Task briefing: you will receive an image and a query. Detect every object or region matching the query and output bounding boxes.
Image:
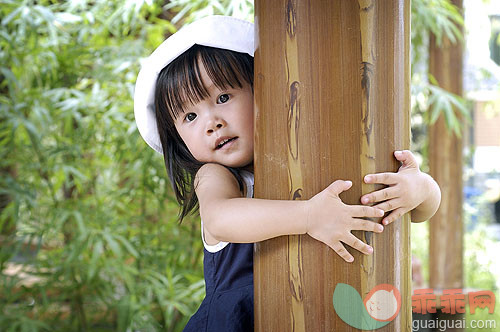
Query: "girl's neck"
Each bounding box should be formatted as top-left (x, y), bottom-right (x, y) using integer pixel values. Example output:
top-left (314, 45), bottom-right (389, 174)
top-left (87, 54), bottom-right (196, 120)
top-left (240, 163), bottom-right (254, 174)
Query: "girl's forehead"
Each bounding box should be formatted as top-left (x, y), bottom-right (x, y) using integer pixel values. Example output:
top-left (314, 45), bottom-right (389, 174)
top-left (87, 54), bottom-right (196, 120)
top-left (196, 59), bottom-right (218, 93)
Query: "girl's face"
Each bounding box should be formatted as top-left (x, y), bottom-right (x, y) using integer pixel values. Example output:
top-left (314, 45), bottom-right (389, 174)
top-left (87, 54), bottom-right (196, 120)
top-left (173, 60), bottom-right (254, 168)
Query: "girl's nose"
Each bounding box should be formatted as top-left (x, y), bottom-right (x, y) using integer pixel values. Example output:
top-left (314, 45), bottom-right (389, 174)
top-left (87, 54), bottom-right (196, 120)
top-left (206, 117), bottom-right (226, 134)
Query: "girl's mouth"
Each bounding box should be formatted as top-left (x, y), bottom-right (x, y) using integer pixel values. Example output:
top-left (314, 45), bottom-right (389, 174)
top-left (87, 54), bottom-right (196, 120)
top-left (215, 137), bottom-right (238, 150)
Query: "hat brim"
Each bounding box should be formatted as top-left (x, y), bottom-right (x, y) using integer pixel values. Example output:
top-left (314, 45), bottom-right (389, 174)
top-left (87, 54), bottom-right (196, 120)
top-left (134, 15), bottom-right (255, 154)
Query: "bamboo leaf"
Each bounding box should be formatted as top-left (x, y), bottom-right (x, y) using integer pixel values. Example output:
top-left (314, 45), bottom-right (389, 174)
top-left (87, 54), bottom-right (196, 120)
top-left (55, 12), bottom-right (82, 24)
top-left (88, 239), bottom-right (103, 280)
top-left (115, 234), bottom-right (139, 258)
top-left (1, 5), bottom-right (23, 26)
top-left (103, 233), bottom-right (123, 257)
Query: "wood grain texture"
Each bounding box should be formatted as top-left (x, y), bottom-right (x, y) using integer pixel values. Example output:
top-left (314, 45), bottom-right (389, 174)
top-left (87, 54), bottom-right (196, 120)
top-left (254, 0), bottom-right (411, 331)
top-left (429, 0), bottom-right (464, 293)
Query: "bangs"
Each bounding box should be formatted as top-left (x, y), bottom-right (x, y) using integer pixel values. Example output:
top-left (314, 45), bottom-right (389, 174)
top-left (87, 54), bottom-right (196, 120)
top-left (157, 45), bottom-right (253, 120)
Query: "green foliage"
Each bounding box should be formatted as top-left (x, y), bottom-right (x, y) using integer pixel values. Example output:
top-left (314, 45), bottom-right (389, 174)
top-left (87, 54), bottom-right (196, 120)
top-left (463, 212), bottom-right (500, 331)
top-left (165, 0), bottom-right (254, 23)
top-left (411, 221), bottom-right (430, 285)
top-left (462, 192), bottom-right (499, 293)
top-left (412, 76), bottom-right (472, 138)
top-left (412, 191), bottom-right (500, 330)
top-left (0, 0), bottom-right (204, 330)
top-left (411, 0), bottom-right (469, 148)
top-left (412, 0), bottom-right (464, 64)
top-left (464, 229), bottom-right (497, 291)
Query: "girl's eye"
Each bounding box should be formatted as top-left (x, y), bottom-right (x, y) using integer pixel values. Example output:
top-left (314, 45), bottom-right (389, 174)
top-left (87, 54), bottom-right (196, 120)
top-left (185, 113), bottom-right (197, 122)
top-left (217, 94), bottom-right (230, 104)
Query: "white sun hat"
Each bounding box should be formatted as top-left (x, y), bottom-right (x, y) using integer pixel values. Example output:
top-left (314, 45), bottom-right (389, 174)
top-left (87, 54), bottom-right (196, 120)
top-left (134, 15), bottom-right (254, 154)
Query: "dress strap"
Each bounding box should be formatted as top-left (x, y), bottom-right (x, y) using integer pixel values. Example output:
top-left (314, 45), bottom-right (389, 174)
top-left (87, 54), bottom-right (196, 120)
top-left (239, 170), bottom-right (254, 199)
top-left (201, 220), bottom-right (229, 253)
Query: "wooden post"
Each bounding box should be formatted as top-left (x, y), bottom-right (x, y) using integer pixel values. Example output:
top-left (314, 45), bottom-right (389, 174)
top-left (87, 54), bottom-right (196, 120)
top-left (254, 1), bottom-right (411, 331)
top-left (429, 0), bottom-right (464, 292)
top-left (429, 0), bottom-right (464, 328)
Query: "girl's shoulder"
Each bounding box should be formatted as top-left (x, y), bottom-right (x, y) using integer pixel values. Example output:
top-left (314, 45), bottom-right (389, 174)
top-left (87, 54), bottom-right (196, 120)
top-left (195, 163), bottom-right (235, 184)
top-left (195, 163), bottom-right (243, 200)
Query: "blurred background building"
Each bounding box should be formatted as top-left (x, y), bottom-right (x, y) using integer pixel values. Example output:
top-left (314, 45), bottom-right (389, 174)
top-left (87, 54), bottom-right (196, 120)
top-left (464, 0), bottom-right (500, 234)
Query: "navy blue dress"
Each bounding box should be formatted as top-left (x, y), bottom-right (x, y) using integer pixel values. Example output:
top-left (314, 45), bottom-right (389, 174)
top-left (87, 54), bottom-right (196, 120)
top-left (183, 172), bottom-right (254, 332)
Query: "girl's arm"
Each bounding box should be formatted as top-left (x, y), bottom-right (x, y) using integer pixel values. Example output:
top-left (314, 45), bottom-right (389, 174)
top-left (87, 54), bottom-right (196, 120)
top-left (196, 163), bottom-right (385, 262)
top-left (360, 150), bottom-right (442, 225)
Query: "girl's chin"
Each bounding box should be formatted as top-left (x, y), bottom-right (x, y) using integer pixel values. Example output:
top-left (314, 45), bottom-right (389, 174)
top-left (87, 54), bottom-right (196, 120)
top-left (225, 159), bottom-right (254, 170)
top-left (241, 163), bottom-right (254, 172)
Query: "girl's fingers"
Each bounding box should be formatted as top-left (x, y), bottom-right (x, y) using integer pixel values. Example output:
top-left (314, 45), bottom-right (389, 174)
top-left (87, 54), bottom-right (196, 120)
top-left (361, 187), bottom-right (397, 205)
top-left (331, 241), bottom-right (354, 263)
top-left (326, 180), bottom-right (352, 196)
top-left (373, 198), bottom-right (402, 213)
top-left (395, 150), bottom-right (418, 168)
top-left (352, 218), bottom-right (384, 233)
top-left (381, 207), bottom-right (407, 225)
top-left (345, 234), bottom-right (373, 255)
top-left (364, 172), bottom-right (399, 185)
top-left (351, 205), bottom-right (385, 218)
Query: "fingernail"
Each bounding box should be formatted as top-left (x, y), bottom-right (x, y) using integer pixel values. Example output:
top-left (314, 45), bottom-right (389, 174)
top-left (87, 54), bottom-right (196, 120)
top-left (362, 197), bottom-right (369, 204)
top-left (347, 257), bottom-right (354, 262)
top-left (377, 209), bottom-right (384, 216)
top-left (383, 219), bottom-right (388, 225)
top-left (364, 175), bottom-right (371, 182)
top-left (377, 225), bottom-right (384, 232)
top-left (367, 246), bottom-right (373, 253)
top-left (395, 151), bottom-right (403, 156)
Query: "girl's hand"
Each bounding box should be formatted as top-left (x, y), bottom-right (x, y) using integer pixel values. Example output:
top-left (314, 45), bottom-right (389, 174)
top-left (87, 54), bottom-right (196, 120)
top-left (360, 150), bottom-right (440, 225)
top-left (305, 180), bottom-right (385, 263)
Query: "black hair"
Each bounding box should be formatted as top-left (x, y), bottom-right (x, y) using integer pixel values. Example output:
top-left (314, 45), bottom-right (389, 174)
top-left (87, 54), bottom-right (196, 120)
top-left (154, 44), bottom-right (254, 223)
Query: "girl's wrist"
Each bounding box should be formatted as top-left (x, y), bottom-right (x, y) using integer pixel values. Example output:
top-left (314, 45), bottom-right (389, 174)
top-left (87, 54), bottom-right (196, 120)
top-left (303, 198), bottom-right (314, 235)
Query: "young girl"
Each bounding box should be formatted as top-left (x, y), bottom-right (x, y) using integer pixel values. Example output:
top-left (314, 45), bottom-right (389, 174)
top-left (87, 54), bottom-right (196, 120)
top-left (134, 16), bottom-right (441, 332)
